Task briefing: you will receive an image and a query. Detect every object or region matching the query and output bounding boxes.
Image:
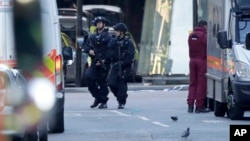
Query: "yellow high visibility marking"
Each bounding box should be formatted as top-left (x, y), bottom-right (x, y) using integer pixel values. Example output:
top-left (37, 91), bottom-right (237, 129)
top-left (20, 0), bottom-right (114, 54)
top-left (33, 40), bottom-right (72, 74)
top-left (44, 56), bottom-right (54, 73)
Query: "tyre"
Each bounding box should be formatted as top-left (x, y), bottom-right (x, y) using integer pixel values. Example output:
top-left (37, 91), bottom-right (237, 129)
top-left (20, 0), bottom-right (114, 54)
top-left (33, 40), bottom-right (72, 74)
top-left (38, 123), bottom-right (48, 141)
top-left (39, 132), bottom-right (48, 141)
top-left (214, 101), bottom-right (227, 117)
top-left (22, 132), bottom-right (37, 141)
top-left (227, 84), bottom-right (244, 120)
top-left (227, 103), bottom-right (244, 120)
top-left (48, 96), bottom-right (65, 133)
top-left (81, 65), bottom-right (87, 87)
top-left (208, 98), bottom-right (214, 111)
top-left (48, 108), bottom-right (64, 133)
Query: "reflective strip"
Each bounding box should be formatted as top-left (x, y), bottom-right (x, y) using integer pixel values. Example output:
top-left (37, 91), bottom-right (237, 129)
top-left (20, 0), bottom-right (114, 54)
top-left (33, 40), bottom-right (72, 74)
top-left (207, 55), bottom-right (222, 71)
top-left (207, 55), bottom-right (230, 72)
top-left (43, 49), bottom-right (57, 83)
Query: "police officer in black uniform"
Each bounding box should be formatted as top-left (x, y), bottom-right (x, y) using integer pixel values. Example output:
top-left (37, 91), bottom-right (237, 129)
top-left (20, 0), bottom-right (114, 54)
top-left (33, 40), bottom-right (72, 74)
top-left (84, 16), bottom-right (112, 109)
top-left (108, 23), bottom-right (135, 109)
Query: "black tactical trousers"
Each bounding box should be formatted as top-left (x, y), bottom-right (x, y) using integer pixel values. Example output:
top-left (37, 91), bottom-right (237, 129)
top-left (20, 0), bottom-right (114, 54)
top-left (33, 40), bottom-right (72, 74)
top-left (85, 65), bottom-right (109, 103)
top-left (108, 67), bottom-right (130, 104)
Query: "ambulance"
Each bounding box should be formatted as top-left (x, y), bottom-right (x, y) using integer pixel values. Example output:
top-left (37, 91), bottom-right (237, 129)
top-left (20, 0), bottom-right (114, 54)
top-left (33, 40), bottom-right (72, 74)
top-left (0, 0), bottom-right (66, 136)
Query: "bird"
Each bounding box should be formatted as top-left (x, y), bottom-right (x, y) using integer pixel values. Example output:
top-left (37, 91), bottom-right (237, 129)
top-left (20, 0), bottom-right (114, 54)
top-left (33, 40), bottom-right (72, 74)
top-left (181, 127), bottom-right (190, 138)
top-left (171, 116), bottom-right (178, 121)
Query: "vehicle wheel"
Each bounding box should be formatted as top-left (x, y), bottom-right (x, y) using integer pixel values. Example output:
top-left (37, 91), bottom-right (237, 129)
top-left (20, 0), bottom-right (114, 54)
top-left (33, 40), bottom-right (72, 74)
top-left (227, 95), bottom-right (244, 120)
top-left (38, 123), bottom-right (48, 141)
top-left (227, 84), bottom-right (244, 120)
top-left (208, 98), bottom-right (214, 111)
top-left (81, 65), bottom-right (87, 87)
top-left (39, 131), bottom-right (48, 141)
top-left (228, 103), bottom-right (244, 120)
top-left (49, 108), bottom-right (64, 133)
top-left (214, 101), bottom-right (227, 117)
top-left (22, 132), bottom-right (37, 141)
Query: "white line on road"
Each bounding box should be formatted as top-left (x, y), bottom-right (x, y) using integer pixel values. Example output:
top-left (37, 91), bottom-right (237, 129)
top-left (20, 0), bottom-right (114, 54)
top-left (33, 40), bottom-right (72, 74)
top-left (109, 110), bottom-right (131, 117)
top-left (136, 116), bottom-right (150, 121)
top-left (152, 121), bottom-right (170, 128)
top-left (67, 110), bottom-right (171, 128)
top-left (110, 110), bottom-right (170, 128)
top-left (75, 113), bottom-right (82, 116)
top-left (202, 120), bottom-right (225, 123)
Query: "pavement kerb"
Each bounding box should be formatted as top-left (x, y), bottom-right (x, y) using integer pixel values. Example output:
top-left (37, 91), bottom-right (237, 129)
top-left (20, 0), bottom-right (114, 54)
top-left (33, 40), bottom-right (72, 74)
top-left (65, 84), bottom-right (182, 93)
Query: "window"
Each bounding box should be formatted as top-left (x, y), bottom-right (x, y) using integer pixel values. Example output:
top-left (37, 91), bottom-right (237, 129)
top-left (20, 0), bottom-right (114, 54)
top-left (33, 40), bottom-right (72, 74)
top-left (239, 20), bottom-right (250, 43)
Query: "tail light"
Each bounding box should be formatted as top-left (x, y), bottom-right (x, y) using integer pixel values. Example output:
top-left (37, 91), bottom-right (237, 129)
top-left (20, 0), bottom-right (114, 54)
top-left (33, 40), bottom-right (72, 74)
top-left (55, 55), bottom-right (63, 91)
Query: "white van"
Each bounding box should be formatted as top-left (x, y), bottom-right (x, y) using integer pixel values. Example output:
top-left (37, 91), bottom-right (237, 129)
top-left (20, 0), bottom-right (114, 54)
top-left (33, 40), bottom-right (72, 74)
top-left (40, 0), bottom-right (65, 134)
top-left (0, 0), bottom-right (66, 137)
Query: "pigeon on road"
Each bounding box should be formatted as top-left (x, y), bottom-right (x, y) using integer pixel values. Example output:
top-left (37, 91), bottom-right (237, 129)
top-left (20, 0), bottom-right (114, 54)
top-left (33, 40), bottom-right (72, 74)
top-left (171, 116), bottom-right (178, 121)
top-left (181, 127), bottom-right (190, 138)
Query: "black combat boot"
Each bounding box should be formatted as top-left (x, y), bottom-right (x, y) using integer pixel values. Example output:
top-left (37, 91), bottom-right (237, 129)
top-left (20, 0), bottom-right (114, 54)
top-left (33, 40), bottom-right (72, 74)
top-left (98, 103), bottom-right (107, 109)
top-left (90, 99), bottom-right (100, 108)
top-left (98, 98), bottom-right (108, 109)
top-left (195, 107), bottom-right (211, 113)
top-left (118, 104), bottom-right (125, 109)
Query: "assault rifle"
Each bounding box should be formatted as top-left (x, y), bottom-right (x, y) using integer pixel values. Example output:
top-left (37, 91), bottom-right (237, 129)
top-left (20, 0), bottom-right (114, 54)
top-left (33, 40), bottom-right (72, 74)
top-left (89, 39), bottom-right (107, 70)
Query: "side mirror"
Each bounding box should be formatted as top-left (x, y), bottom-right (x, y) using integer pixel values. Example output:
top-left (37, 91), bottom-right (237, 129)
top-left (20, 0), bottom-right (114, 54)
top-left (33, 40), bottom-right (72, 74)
top-left (217, 31), bottom-right (229, 49)
top-left (245, 32), bottom-right (250, 50)
top-left (62, 47), bottom-right (73, 61)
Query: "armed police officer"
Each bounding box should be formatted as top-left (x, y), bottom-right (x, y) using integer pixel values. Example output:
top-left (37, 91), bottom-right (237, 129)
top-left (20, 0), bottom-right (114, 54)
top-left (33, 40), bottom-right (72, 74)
top-left (108, 23), bottom-right (135, 109)
top-left (84, 16), bottom-right (113, 109)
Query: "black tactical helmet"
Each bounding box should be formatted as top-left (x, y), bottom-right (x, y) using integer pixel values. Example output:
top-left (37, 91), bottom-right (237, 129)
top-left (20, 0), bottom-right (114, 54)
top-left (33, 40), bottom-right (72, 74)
top-left (113, 23), bottom-right (128, 33)
top-left (93, 16), bottom-right (108, 25)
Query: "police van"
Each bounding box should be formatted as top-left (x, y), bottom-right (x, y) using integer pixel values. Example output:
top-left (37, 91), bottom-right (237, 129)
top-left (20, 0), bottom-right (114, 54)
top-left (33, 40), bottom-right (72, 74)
top-left (207, 0), bottom-right (250, 120)
top-left (0, 0), bottom-right (66, 138)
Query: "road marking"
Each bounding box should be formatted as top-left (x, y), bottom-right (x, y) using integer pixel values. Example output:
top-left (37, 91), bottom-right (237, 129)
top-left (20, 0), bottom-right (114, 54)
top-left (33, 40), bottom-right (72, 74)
top-left (136, 116), bottom-right (150, 121)
top-left (109, 110), bottom-right (131, 117)
top-left (202, 120), bottom-right (225, 123)
top-left (152, 121), bottom-right (170, 128)
top-left (68, 110), bottom-right (171, 128)
top-left (110, 110), bottom-right (170, 128)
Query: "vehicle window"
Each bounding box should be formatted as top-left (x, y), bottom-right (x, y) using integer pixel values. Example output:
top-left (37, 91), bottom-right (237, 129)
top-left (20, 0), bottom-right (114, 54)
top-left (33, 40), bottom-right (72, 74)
top-left (61, 36), bottom-right (66, 47)
top-left (64, 35), bottom-right (75, 48)
top-left (0, 13), bottom-right (4, 59)
top-left (61, 34), bottom-right (76, 49)
top-left (239, 20), bottom-right (250, 43)
top-left (0, 9), bottom-right (15, 59)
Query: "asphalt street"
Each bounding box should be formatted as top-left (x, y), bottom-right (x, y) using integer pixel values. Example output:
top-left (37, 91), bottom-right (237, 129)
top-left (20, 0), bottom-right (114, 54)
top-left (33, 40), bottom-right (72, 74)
top-left (65, 83), bottom-right (189, 93)
top-left (48, 84), bottom-right (250, 141)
